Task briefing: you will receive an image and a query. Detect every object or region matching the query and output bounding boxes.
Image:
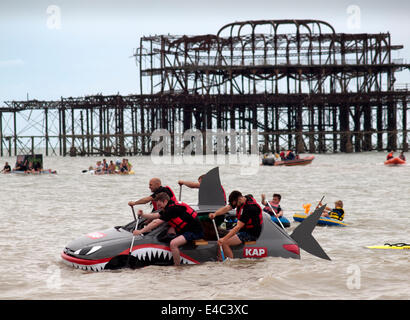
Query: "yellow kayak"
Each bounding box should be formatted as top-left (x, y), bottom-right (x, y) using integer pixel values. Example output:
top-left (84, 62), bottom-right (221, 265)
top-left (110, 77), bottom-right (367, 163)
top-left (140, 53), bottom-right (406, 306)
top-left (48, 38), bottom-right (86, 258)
top-left (366, 243), bottom-right (410, 250)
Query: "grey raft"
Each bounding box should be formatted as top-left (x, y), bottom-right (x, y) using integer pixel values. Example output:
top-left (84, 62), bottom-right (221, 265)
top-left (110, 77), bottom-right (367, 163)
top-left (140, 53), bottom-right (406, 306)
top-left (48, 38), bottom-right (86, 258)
top-left (61, 167), bottom-right (330, 271)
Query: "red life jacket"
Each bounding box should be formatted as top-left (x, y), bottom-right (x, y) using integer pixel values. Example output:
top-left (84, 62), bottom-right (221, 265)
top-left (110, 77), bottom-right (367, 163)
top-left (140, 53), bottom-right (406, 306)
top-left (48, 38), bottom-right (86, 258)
top-left (264, 201), bottom-right (281, 215)
top-left (152, 186), bottom-right (177, 211)
top-left (236, 195), bottom-right (263, 230)
top-left (166, 201), bottom-right (198, 232)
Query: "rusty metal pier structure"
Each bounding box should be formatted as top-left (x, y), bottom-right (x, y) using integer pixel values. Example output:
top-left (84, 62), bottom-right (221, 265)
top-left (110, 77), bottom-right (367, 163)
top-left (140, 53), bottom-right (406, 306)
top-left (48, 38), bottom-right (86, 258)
top-left (1, 19), bottom-right (409, 156)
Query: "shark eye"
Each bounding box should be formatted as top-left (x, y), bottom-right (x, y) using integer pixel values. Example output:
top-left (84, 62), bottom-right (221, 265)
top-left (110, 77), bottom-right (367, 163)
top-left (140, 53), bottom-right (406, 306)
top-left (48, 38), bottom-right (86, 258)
top-left (74, 246), bottom-right (102, 256)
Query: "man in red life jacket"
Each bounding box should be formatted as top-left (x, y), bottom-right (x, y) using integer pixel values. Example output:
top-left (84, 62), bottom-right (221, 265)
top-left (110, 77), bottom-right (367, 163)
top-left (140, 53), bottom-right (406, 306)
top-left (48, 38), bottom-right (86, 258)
top-left (133, 192), bottom-right (204, 266)
top-left (209, 191), bottom-right (263, 260)
top-left (128, 178), bottom-right (176, 212)
top-left (386, 151), bottom-right (394, 160)
top-left (261, 193), bottom-right (283, 217)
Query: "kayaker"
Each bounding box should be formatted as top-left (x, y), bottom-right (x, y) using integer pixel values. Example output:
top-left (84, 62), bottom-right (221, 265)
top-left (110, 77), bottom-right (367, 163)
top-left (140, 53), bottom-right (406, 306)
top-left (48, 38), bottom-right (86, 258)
top-left (261, 193), bottom-right (284, 217)
top-left (319, 200), bottom-right (345, 221)
top-left (128, 178), bottom-right (177, 212)
top-left (133, 192), bottom-right (204, 266)
top-left (209, 191), bottom-right (263, 260)
top-left (386, 151), bottom-right (394, 160)
top-left (399, 151), bottom-right (406, 161)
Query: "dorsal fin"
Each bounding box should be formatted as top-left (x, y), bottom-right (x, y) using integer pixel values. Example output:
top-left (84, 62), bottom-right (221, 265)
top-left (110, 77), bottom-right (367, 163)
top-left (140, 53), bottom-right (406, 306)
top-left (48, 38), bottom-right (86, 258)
top-left (198, 167), bottom-right (226, 208)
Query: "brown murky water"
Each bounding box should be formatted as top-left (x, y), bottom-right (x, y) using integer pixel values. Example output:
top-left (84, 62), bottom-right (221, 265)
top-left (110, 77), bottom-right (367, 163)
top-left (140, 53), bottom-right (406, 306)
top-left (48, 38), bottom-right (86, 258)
top-left (0, 152), bottom-right (409, 299)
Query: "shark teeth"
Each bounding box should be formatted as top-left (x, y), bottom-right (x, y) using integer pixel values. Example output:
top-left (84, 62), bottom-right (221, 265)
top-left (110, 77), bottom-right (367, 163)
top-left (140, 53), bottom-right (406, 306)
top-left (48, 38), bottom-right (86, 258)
top-left (61, 259), bottom-right (107, 272)
top-left (131, 247), bottom-right (194, 265)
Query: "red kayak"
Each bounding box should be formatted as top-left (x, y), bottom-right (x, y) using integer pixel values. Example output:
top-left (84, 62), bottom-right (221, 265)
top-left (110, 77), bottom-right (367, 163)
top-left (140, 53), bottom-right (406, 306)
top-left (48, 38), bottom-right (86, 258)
top-left (274, 155), bottom-right (315, 166)
top-left (384, 157), bottom-right (406, 165)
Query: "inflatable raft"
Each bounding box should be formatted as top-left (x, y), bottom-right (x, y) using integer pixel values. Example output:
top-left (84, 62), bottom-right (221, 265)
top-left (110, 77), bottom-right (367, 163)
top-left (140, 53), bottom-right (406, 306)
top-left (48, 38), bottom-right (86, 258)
top-left (62, 168), bottom-right (332, 271)
top-left (271, 216), bottom-right (291, 228)
top-left (293, 213), bottom-right (347, 227)
top-left (384, 157), bottom-right (406, 165)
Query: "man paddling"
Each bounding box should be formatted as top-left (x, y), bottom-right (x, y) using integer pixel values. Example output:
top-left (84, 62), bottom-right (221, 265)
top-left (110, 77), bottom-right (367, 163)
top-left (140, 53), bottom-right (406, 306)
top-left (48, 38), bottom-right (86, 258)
top-left (209, 191), bottom-right (263, 260)
top-left (128, 178), bottom-right (177, 212)
top-left (133, 192), bottom-right (204, 266)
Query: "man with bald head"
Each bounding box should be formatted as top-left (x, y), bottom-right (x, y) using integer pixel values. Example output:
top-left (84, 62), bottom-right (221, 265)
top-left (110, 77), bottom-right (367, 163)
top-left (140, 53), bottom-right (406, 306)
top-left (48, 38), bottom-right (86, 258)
top-left (128, 178), bottom-right (177, 212)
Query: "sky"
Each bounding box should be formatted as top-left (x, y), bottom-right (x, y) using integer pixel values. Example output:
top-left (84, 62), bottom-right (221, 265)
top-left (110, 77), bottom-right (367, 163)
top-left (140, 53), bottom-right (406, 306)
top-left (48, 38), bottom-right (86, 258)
top-left (1, 0), bottom-right (410, 104)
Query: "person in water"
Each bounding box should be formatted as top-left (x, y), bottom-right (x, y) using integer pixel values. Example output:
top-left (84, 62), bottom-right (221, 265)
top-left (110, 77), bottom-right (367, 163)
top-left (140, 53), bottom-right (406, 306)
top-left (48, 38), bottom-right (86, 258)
top-left (14, 159), bottom-right (27, 171)
top-left (285, 150), bottom-right (295, 160)
top-left (128, 178), bottom-right (176, 212)
top-left (386, 151), bottom-right (394, 160)
top-left (1, 162), bottom-right (11, 173)
top-left (319, 200), bottom-right (345, 221)
top-left (261, 193), bottom-right (283, 217)
top-left (107, 160), bottom-right (116, 174)
top-left (209, 191), bottom-right (263, 260)
top-left (399, 151), bottom-right (406, 161)
top-left (133, 192), bottom-right (204, 266)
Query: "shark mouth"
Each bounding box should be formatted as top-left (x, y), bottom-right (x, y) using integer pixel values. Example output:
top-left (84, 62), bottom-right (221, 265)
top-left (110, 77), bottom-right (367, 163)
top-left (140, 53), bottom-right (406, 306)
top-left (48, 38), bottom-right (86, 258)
top-left (130, 244), bottom-right (199, 265)
top-left (61, 252), bottom-right (110, 272)
top-left (61, 244), bottom-right (199, 272)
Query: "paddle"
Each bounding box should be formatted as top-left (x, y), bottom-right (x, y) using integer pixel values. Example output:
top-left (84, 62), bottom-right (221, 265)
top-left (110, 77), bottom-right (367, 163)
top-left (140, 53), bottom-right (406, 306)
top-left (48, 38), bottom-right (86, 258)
top-left (179, 184), bottom-right (182, 201)
top-left (212, 218), bottom-right (225, 261)
top-left (266, 201), bottom-right (286, 231)
top-left (127, 206), bottom-right (140, 268)
top-left (316, 196), bottom-right (325, 210)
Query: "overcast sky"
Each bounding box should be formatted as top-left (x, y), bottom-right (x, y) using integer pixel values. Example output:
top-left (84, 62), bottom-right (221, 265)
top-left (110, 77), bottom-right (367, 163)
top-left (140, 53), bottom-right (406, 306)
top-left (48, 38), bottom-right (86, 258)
top-left (1, 0), bottom-right (409, 103)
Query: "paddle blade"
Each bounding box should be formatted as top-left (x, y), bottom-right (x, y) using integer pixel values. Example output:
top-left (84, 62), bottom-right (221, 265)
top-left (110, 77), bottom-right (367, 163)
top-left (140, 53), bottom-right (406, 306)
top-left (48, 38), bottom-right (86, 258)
top-left (290, 205), bottom-right (331, 261)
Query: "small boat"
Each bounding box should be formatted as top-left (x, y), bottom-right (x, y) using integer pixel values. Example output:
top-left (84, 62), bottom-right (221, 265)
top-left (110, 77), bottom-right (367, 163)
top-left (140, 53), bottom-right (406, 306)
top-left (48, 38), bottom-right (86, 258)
top-left (62, 167), bottom-right (331, 271)
top-left (293, 213), bottom-right (347, 227)
top-left (384, 157), bottom-right (406, 165)
top-left (10, 154), bottom-right (57, 174)
top-left (366, 243), bottom-right (410, 250)
top-left (262, 156), bottom-right (314, 166)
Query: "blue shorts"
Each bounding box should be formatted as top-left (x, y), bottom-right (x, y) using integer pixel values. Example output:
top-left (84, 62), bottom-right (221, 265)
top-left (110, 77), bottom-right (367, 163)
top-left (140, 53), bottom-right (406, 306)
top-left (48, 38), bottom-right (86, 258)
top-left (237, 231), bottom-right (258, 243)
top-left (181, 231), bottom-right (204, 242)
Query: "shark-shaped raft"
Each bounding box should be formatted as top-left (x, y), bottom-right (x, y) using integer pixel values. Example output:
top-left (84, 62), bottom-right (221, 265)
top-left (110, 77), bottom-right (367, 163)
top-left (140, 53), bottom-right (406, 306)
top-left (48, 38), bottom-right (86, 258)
top-left (61, 167), bottom-right (330, 271)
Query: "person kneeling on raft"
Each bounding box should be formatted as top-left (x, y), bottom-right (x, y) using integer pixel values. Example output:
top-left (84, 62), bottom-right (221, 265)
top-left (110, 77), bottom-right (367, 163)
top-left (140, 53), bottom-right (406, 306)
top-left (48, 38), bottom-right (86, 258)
top-left (133, 192), bottom-right (204, 266)
top-left (209, 191), bottom-right (263, 260)
top-left (319, 200), bottom-right (345, 221)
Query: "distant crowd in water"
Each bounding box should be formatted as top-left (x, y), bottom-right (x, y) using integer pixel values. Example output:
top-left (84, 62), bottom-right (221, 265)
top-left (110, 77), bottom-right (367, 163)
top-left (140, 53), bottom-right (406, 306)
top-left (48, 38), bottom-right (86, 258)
top-left (88, 158), bottom-right (133, 174)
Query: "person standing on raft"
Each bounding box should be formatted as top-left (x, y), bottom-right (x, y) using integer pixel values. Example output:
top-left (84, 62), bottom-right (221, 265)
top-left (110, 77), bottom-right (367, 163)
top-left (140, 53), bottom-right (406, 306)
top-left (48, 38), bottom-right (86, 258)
top-left (261, 193), bottom-right (284, 217)
top-left (133, 192), bottom-right (204, 266)
top-left (128, 178), bottom-right (177, 212)
top-left (209, 191), bottom-right (263, 260)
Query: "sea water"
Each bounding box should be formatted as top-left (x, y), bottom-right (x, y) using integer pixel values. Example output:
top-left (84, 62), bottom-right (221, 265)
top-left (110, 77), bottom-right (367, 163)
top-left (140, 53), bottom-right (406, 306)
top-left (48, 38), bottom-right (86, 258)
top-left (0, 152), bottom-right (409, 299)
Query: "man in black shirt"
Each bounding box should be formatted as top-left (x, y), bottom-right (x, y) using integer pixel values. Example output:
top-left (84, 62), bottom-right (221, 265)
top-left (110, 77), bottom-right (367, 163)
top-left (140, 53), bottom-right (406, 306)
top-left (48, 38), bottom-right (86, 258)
top-left (209, 190), bottom-right (263, 259)
top-left (128, 178), bottom-right (176, 211)
top-left (1, 162), bottom-right (11, 173)
top-left (133, 192), bottom-right (203, 266)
